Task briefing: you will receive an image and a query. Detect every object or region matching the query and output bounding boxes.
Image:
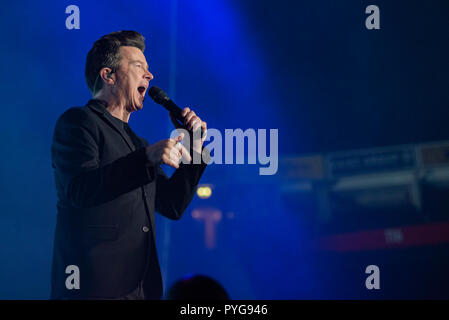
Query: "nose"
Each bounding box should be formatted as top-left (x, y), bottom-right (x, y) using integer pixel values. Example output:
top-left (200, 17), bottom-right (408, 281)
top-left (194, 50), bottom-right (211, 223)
top-left (144, 70), bottom-right (154, 82)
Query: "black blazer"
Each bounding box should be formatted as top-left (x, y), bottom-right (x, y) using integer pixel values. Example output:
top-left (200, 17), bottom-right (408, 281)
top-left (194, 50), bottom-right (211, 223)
top-left (50, 99), bottom-right (207, 299)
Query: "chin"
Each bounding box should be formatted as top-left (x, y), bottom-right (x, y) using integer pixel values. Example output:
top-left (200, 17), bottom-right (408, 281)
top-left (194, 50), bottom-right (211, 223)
top-left (133, 100), bottom-right (143, 110)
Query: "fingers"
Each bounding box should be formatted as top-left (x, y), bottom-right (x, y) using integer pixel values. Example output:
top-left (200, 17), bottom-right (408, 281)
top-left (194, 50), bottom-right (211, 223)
top-left (169, 145), bottom-right (181, 169)
top-left (181, 107), bottom-right (190, 117)
top-left (185, 112), bottom-right (201, 131)
top-left (163, 152), bottom-right (180, 169)
top-left (184, 110), bottom-right (196, 127)
top-left (200, 121), bottom-right (207, 140)
top-left (167, 135), bottom-right (182, 147)
top-left (162, 134), bottom-right (187, 169)
top-left (180, 143), bottom-right (192, 163)
top-left (192, 118), bottom-right (201, 132)
top-left (162, 141), bottom-right (181, 169)
top-left (181, 108), bottom-right (206, 134)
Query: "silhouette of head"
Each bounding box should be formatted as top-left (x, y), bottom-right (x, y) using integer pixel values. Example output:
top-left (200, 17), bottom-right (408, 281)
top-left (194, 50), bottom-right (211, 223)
top-left (165, 274), bottom-right (229, 300)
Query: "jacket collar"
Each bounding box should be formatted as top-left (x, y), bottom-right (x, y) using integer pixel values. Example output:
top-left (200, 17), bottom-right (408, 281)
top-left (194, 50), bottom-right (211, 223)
top-left (85, 99), bottom-right (136, 151)
top-left (86, 99), bottom-right (108, 115)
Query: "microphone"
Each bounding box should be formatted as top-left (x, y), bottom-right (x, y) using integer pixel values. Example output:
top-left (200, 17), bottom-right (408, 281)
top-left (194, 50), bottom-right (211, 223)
top-left (148, 86), bottom-right (205, 138)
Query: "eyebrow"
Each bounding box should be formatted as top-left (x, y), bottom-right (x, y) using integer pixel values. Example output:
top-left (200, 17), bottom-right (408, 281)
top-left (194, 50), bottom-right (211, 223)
top-left (129, 60), bottom-right (149, 71)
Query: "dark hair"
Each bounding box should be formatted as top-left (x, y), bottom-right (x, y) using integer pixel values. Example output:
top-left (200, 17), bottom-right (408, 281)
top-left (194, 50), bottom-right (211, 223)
top-left (85, 30), bottom-right (146, 95)
top-left (165, 275), bottom-right (230, 300)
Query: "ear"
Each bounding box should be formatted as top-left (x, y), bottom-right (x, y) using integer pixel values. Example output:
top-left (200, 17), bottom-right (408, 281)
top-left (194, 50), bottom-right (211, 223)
top-left (99, 67), bottom-right (115, 85)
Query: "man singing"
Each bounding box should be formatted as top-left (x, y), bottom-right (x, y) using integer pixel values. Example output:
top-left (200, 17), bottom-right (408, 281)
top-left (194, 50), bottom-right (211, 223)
top-left (50, 30), bottom-right (209, 299)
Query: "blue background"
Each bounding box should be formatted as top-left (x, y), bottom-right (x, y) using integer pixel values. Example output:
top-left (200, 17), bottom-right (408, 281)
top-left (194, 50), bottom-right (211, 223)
top-left (0, 0), bottom-right (448, 299)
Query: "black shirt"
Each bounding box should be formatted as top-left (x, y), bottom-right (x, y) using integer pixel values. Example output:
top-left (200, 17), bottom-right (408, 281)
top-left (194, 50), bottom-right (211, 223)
top-left (108, 115), bottom-right (143, 150)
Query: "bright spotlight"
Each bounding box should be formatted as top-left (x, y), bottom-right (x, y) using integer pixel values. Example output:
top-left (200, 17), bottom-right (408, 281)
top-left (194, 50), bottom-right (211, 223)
top-left (197, 185), bottom-right (212, 199)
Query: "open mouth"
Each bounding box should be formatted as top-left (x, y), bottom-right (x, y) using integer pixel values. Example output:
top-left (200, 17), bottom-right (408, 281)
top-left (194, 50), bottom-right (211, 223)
top-left (137, 86), bottom-right (146, 96)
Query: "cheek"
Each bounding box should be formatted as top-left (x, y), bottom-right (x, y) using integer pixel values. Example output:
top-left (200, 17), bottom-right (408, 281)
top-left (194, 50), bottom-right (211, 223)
top-left (128, 74), bottom-right (139, 88)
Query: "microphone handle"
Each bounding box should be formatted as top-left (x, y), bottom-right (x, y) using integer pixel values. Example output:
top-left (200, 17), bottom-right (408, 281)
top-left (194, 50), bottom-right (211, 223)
top-left (162, 98), bottom-right (206, 139)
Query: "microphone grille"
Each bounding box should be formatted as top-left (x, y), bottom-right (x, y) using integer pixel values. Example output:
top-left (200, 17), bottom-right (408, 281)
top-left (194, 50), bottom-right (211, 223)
top-left (148, 86), bottom-right (169, 104)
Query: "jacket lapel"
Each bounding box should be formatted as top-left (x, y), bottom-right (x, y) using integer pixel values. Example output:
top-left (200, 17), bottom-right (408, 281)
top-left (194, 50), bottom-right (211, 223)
top-left (86, 99), bottom-right (136, 151)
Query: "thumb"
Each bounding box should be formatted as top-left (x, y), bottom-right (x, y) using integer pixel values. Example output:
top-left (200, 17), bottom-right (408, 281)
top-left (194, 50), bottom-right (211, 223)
top-left (177, 132), bottom-right (185, 141)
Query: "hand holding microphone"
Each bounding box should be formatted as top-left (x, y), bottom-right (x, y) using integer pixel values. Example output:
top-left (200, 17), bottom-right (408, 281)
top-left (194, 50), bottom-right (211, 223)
top-left (148, 86), bottom-right (207, 154)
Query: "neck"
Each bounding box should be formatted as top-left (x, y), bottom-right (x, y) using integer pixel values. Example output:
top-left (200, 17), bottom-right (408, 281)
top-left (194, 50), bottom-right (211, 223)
top-left (94, 92), bottom-right (131, 123)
